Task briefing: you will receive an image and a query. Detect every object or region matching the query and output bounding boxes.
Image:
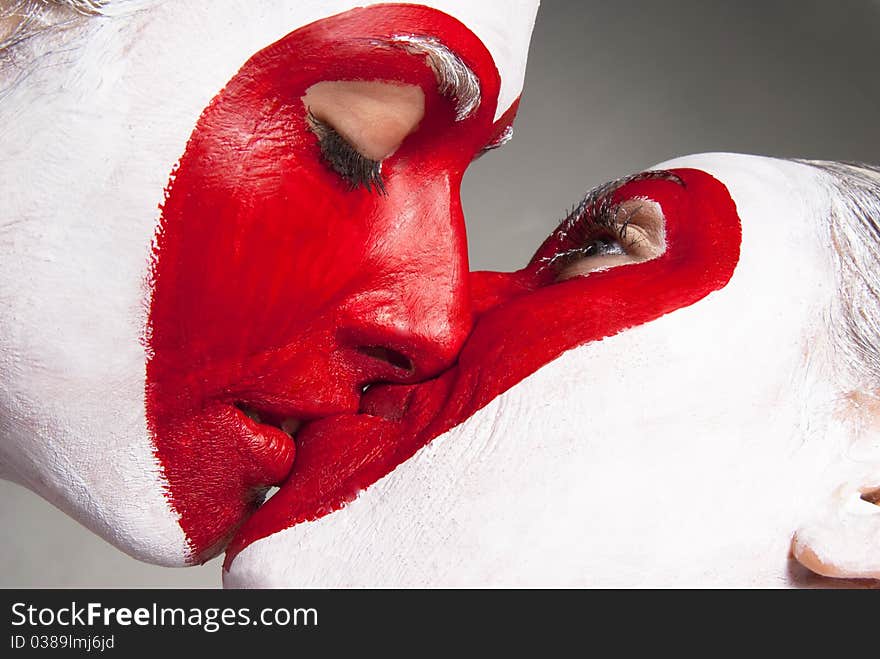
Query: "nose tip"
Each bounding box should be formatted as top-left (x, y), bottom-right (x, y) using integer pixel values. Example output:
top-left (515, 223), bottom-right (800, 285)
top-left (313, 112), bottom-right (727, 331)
top-left (334, 176), bottom-right (474, 383)
top-left (338, 292), bottom-right (472, 382)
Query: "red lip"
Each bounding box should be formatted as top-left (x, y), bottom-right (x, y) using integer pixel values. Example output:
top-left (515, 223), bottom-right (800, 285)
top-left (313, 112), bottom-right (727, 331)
top-left (231, 405), bottom-right (296, 484)
top-left (222, 167), bottom-right (742, 568)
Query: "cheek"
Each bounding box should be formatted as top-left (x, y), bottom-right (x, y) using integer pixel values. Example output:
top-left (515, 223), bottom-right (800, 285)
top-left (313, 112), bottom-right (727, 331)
top-left (509, 333), bottom-right (816, 578)
top-left (0, 213), bottom-right (188, 564)
top-left (151, 173), bottom-right (371, 367)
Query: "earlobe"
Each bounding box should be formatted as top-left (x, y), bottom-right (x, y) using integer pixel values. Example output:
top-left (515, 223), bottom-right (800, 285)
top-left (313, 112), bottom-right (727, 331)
top-left (792, 477), bottom-right (880, 580)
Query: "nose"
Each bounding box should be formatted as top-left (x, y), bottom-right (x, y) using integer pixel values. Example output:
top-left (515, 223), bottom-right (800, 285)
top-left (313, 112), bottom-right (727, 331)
top-left (339, 282), bottom-right (472, 381)
top-left (336, 181), bottom-right (473, 382)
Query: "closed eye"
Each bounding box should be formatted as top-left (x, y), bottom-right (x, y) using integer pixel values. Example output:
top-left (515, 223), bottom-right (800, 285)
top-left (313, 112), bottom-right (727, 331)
top-left (302, 80), bottom-right (425, 195)
top-left (308, 111), bottom-right (386, 194)
top-left (548, 198), bottom-right (666, 280)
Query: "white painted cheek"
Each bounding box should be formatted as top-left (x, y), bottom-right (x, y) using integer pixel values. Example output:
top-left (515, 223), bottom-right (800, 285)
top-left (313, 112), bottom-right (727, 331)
top-left (225, 155), bottom-right (848, 587)
top-left (0, 18), bottom-right (206, 564)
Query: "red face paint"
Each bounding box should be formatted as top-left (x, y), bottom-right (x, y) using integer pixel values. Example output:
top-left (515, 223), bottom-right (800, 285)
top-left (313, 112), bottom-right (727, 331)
top-left (222, 167), bottom-right (742, 567)
top-left (147, 5), bottom-right (505, 561)
top-left (147, 5), bottom-right (741, 566)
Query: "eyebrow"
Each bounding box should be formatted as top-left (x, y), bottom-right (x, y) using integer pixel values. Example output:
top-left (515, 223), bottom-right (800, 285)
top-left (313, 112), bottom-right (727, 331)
top-left (388, 34), bottom-right (481, 122)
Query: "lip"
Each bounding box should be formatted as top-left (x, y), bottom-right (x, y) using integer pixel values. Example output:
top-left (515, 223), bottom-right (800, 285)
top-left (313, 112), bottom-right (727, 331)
top-left (221, 354), bottom-right (454, 556)
top-left (223, 376), bottom-right (447, 569)
top-left (222, 341), bottom-right (429, 484)
top-left (229, 403), bottom-right (298, 485)
top-left (223, 167), bottom-right (743, 569)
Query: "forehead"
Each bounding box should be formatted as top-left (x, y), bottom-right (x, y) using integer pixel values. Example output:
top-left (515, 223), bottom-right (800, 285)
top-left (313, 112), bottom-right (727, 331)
top-left (59, 0), bottom-right (538, 121)
top-left (652, 153), bottom-right (829, 237)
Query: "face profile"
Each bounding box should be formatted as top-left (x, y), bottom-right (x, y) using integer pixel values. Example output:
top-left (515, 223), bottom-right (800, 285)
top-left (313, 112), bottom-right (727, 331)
top-left (2, 2), bottom-right (878, 588)
top-left (0, 0), bottom-right (539, 566)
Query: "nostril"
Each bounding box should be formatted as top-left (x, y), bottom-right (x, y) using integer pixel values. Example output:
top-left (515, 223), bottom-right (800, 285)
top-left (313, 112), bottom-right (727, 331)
top-left (357, 346), bottom-right (414, 373)
top-left (861, 487), bottom-right (880, 506)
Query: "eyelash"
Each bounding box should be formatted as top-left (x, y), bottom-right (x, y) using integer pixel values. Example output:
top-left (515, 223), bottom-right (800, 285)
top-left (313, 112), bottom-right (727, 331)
top-left (538, 198), bottom-right (637, 272)
top-left (538, 170), bottom-right (683, 273)
top-left (308, 111), bottom-right (386, 195)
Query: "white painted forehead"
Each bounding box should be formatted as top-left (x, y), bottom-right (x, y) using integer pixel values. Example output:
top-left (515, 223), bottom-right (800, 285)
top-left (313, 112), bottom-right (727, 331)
top-left (144, 0), bottom-right (539, 119)
top-left (651, 151), bottom-right (828, 217)
top-left (92, 1), bottom-right (537, 122)
top-left (652, 152), bottom-right (821, 189)
top-left (273, 0), bottom-right (540, 120)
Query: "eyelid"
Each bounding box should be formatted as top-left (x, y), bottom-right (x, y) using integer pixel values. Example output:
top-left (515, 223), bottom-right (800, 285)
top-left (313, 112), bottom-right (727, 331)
top-left (307, 111), bottom-right (368, 160)
top-left (302, 80), bottom-right (424, 161)
top-left (307, 111), bottom-right (386, 195)
top-left (613, 198), bottom-right (666, 258)
top-left (548, 197), bottom-right (666, 281)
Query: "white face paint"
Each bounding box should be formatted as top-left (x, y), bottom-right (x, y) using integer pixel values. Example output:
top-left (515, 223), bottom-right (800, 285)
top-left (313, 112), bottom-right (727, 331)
top-left (224, 153), bottom-right (880, 587)
top-left (0, 0), bottom-right (539, 566)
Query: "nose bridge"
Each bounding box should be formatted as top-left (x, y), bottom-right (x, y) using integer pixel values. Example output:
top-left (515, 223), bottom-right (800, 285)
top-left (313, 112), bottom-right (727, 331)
top-left (338, 182), bottom-right (472, 380)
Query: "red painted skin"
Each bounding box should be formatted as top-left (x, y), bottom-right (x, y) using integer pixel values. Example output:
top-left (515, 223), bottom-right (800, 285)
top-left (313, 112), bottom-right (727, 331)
top-left (146, 5), bottom-right (742, 567)
top-left (223, 167), bottom-right (742, 568)
top-left (147, 5), bottom-right (507, 561)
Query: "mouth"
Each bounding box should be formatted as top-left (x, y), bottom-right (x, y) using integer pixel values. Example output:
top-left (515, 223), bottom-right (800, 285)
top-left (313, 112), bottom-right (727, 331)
top-left (222, 371), bottom-right (450, 569)
top-left (235, 402), bottom-right (302, 436)
top-left (224, 343), bottom-right (425, 492)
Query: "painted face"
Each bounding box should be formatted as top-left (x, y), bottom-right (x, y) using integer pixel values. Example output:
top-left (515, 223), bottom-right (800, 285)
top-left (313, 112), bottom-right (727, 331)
top-left (0, 1), bottom-right (539, 565)
top-left (224, 153), bottom-right (880, 587)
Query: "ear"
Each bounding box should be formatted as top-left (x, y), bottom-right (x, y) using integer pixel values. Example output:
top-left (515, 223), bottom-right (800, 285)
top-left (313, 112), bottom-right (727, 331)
top-left (792, 421), bottom-right (880, 580)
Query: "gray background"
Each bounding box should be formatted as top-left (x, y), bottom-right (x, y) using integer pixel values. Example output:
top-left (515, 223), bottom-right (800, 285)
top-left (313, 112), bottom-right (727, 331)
top-left (2, 0), bottom-right (879, 587)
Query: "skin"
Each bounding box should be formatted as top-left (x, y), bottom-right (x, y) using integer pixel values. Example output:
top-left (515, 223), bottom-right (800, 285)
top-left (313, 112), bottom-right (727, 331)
top-left (3, 2), bottom-right (874, 586)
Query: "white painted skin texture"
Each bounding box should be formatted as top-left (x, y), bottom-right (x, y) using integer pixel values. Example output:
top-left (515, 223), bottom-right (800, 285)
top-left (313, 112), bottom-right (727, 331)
top-left (225, 153), bottom-right (880, 588)
top-left (0, 1), bottom-right (540, 566)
